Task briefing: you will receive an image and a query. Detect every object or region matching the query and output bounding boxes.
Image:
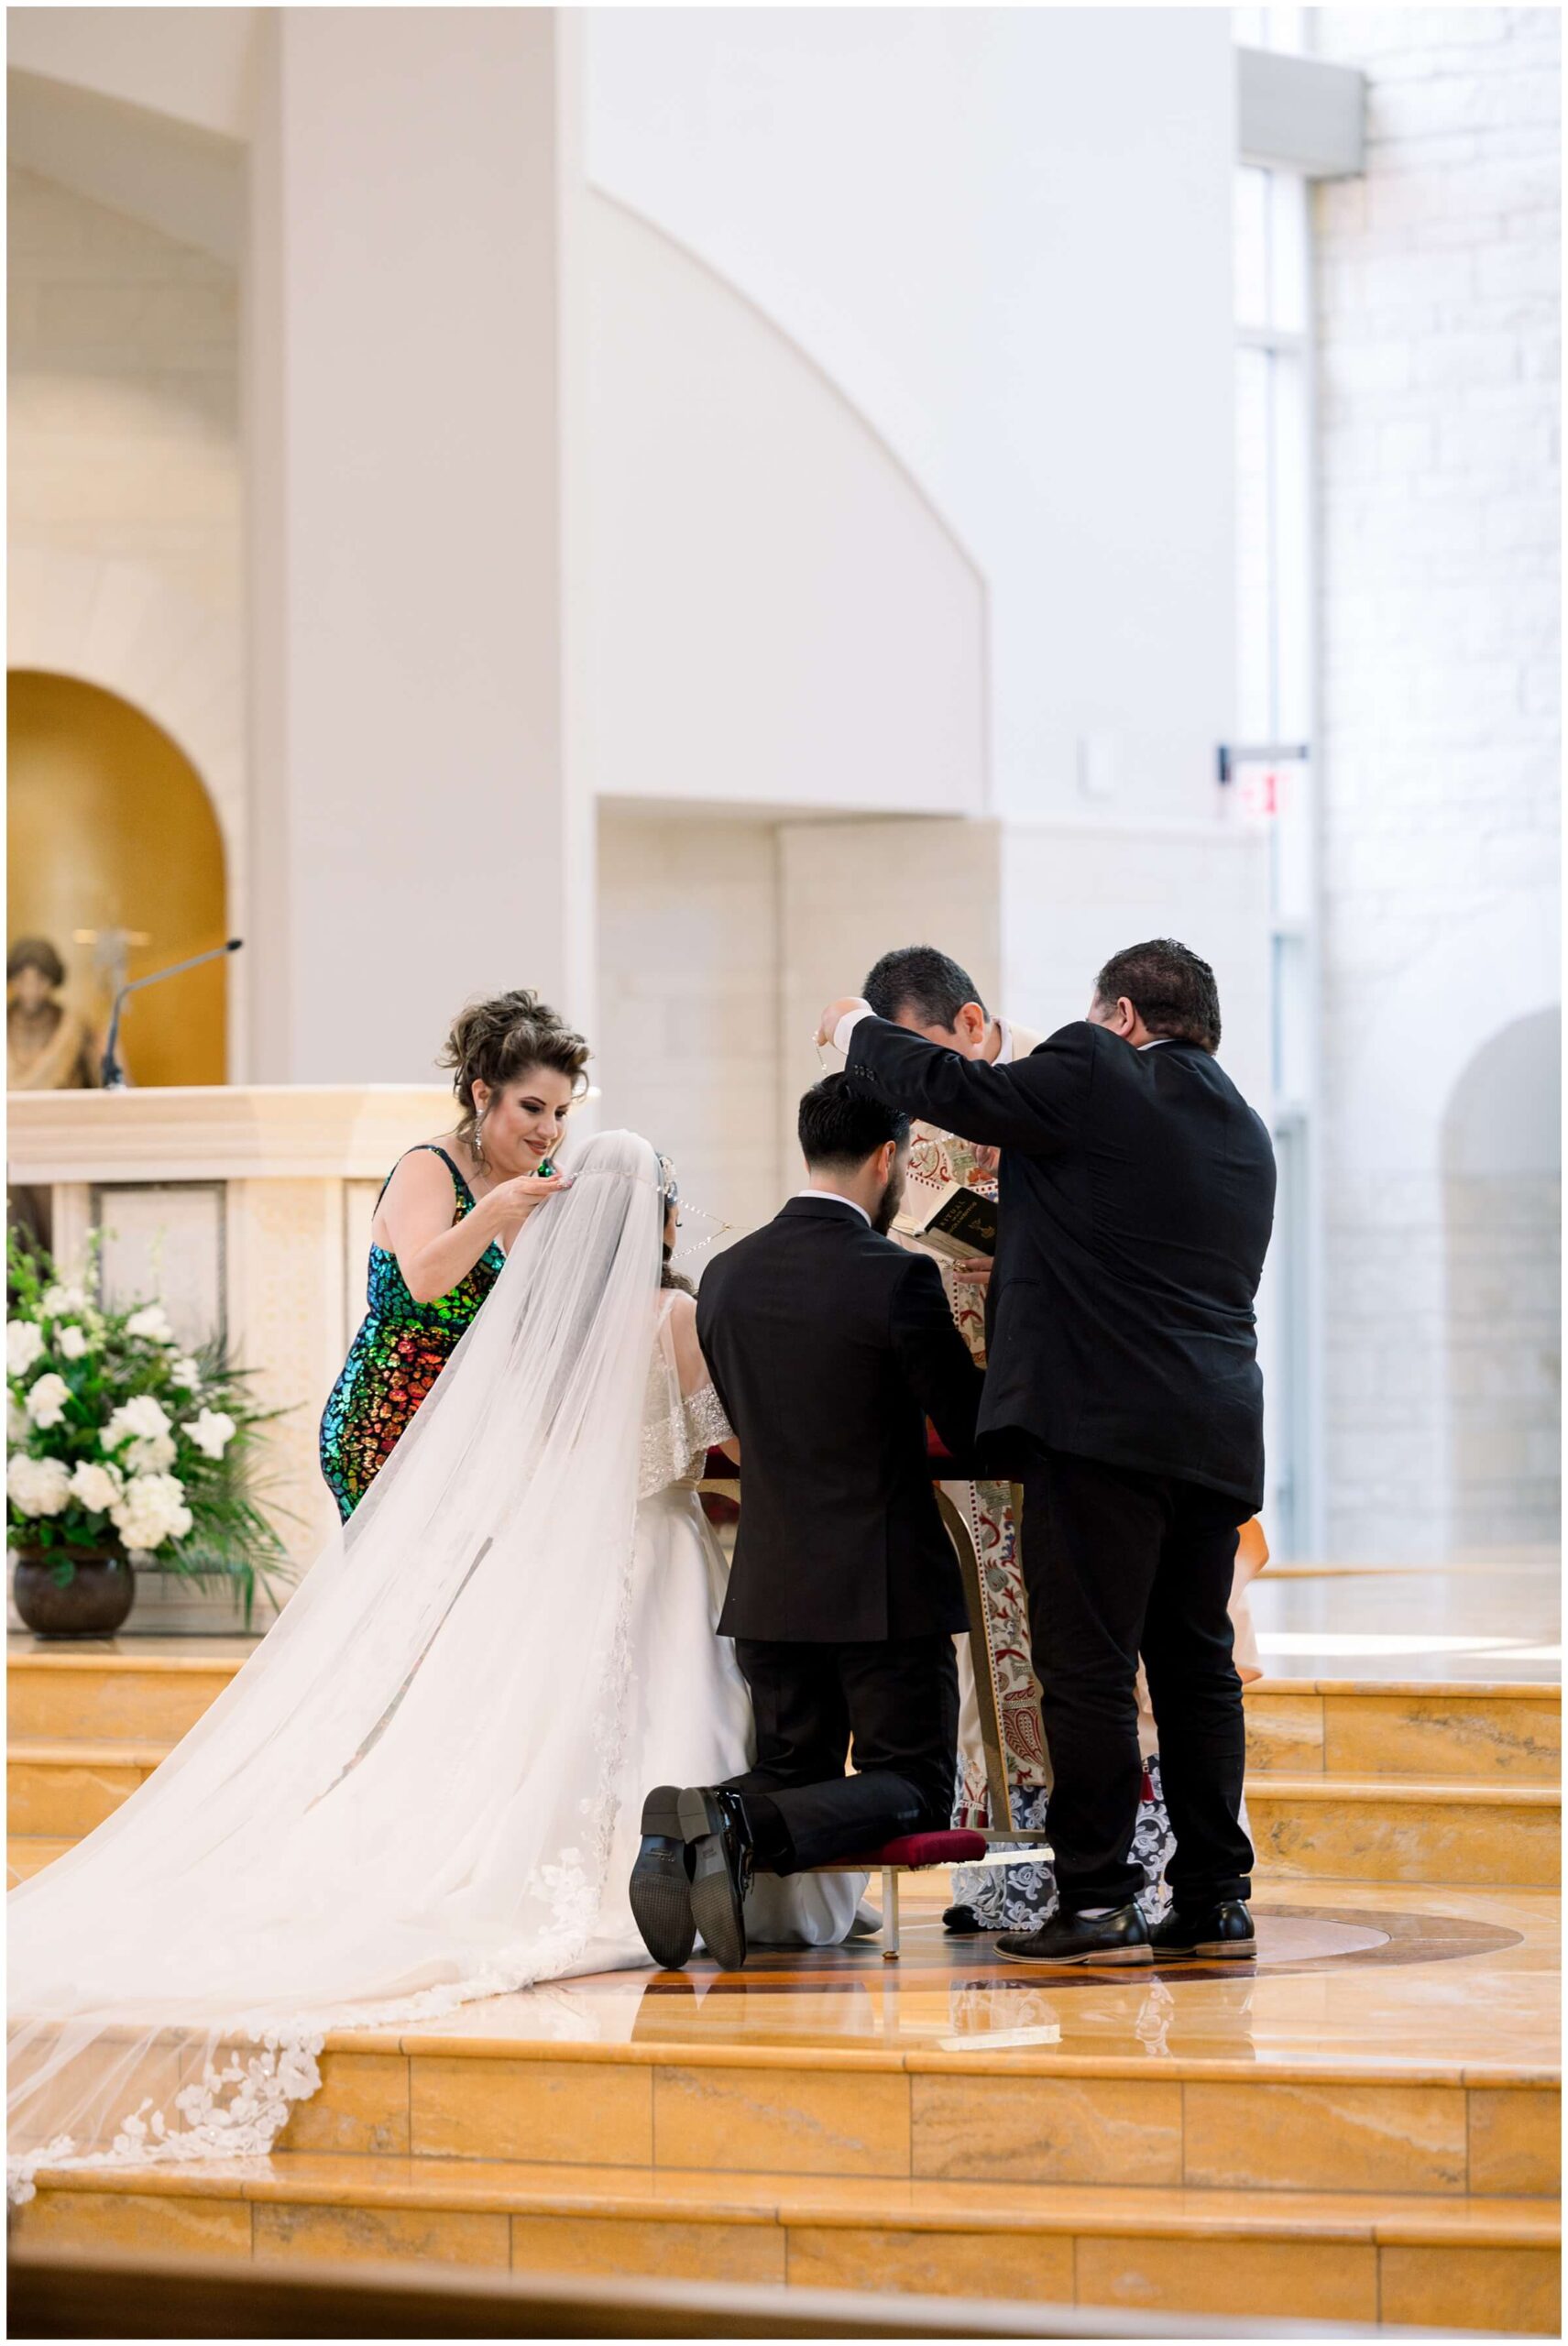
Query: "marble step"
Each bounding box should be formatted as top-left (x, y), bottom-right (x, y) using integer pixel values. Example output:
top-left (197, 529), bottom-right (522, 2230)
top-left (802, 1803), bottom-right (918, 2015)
top-left (10, 1732), bottom-right (1558, 1886)
top-left (6, 1650), bottom-right (240, 1745)
top-left (1245, 1681), bottom-right (1561, 1783)
top-left (14, 2154), bottom-right (1558, 2332)
top-left (8, 1737), bottom-right (169, 1837)
top-left (1245, 1773), bottom-right (1559, 1889)
top-left (7, 1645), bottom-right (1562, 1788)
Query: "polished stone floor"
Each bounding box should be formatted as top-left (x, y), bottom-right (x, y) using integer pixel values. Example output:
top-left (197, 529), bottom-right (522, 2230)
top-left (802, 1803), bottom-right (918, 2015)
top-left (370, 1879), bottom-right (1559, 2083)
top-left (1249, 1555), bottom-right (1561, 1682)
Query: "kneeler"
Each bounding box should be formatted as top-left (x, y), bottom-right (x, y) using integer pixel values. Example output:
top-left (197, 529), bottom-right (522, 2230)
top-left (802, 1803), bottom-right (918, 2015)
top-left (697, 1434), bottom-right (1052, 1961)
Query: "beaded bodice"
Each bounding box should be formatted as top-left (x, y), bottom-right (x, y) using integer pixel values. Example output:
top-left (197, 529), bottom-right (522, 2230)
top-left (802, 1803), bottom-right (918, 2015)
top-left (364, 1146), bottom-right (507, 1332)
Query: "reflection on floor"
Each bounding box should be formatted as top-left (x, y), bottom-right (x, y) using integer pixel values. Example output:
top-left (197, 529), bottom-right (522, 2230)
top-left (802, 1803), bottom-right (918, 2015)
top-left (1251, 1555), bottom-right (1561, 1681)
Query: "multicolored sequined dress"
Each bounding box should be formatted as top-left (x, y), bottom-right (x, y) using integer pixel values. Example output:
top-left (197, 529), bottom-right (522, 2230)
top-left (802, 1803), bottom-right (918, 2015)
top-left (320, 1145), bottom-right (506, 1521)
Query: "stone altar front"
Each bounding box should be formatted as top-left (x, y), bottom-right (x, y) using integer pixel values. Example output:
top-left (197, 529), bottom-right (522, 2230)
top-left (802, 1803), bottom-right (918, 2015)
top-left (7, 1084), bottom-right (453, 1618)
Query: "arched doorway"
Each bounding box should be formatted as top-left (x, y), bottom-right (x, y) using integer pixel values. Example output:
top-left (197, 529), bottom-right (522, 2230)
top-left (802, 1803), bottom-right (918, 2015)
top-left (1442, 1006), bottom-right (1561, 1551)
top-left (7, 671), bottom-right (228, 1086)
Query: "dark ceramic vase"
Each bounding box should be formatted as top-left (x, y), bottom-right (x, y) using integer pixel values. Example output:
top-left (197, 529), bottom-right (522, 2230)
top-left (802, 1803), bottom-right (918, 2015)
top-left (12, 1551), bottom-right (136, 1639)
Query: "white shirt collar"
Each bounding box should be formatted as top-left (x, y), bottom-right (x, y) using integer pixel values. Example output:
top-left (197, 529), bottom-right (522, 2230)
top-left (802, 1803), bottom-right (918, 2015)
top-left (793, 1188), bottom-right (872, 1226)
top-left (1137, 1036), bottom-right (1173, 1050)
top-left (991, 1016), bottom-right (1014, 1065)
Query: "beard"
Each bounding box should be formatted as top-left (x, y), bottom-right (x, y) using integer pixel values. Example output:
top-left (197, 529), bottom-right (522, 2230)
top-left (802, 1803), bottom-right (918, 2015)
top-left (872, 1176), bottom-right (905, 1237)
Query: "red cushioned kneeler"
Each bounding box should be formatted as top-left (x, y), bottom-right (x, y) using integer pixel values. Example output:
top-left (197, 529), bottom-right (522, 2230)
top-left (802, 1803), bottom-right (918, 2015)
top-left (816, 1830), bottom-right (989, 1960)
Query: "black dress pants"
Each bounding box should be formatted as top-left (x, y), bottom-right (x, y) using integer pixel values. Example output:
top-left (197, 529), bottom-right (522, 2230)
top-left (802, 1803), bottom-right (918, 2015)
top-left (724, 1635), bottom-right (959, 1874)
top-left (1019, 1444), bottom-right (1254, 1913)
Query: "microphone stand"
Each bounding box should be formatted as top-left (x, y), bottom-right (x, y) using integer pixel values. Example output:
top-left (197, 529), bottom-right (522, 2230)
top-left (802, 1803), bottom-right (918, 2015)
top-left (101, 939), bottom-right (244, 1091)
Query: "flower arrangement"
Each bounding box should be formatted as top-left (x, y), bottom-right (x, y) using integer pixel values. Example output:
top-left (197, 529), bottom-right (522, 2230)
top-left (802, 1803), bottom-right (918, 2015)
top-left (6, 1233), bottom-right (296, 1627)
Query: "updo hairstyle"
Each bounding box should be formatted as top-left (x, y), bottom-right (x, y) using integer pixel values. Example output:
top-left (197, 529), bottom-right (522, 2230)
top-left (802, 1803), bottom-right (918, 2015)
top-left (439, 990), bottom-right (590, 1153)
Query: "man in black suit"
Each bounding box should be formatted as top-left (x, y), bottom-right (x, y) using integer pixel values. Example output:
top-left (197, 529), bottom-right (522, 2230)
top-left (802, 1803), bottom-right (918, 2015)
top-left (818, 938), bottom-right (1276, 1968)
top-left (628, 1077), bottom-right (983, 1972)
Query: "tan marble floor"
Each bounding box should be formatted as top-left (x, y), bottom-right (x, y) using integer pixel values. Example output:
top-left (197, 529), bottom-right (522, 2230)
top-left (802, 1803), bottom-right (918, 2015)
top-left (1250, 1558), bottom-right (1562, 1683)
top-left (356, 1883), bottom-right (1558, 2084)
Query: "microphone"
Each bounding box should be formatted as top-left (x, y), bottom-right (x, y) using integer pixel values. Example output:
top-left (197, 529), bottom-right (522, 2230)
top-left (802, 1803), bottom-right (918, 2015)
top-left (101, 938), bottom-right (244, 1091)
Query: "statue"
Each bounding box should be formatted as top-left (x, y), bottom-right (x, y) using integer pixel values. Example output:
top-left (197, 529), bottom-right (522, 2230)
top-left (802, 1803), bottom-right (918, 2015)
top-left (7, 937), bottom-right (101, 1092)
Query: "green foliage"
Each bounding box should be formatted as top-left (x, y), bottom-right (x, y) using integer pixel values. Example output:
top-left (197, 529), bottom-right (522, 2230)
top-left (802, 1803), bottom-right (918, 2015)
top-left (5, 1228), bottom-right (298, 1628)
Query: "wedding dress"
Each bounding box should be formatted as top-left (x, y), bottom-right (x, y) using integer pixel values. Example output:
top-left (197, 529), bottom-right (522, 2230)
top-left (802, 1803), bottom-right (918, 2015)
top-left (8, 1129), bottom-right (857, 2201)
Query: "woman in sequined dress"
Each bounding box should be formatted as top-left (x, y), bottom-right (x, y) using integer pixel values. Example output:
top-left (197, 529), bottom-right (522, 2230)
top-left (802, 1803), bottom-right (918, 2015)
top-left (320, 991), bottom-right (589, 1518)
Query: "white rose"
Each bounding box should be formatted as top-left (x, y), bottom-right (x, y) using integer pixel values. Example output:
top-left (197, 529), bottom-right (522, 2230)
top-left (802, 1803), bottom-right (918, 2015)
top-left (25, 1374), bottom-right (71, 1431)
top-left (69, 1460), bottom-right (123, 1514)
top-left (42, 1284), bottom-right (89, 1319)
top-left (103, 1396), bottom-right (173, 1452)
top-left (7, 1394), bottom-right (30, 1446)
top-left (126, 1305), bottom-right (177, 1346)
top-left (7, 1452), bottom-right (71, 1517)
top-left (111, 1471), bottom-right (192, 1551)
top-left (6, 1321), bottom-right (44, 1379)
top-left (168, 1355), bottom-right (201, 1391)
top-left (56, 1325), bottom-right (91, 1362)
top-left (188, 1408), bottom-right (236, 1461)
top-left (125, 1432), bottom-right (178, 1474)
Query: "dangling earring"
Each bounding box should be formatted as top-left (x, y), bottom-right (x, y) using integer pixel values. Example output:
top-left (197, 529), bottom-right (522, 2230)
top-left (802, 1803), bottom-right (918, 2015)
top-left (472, 1105), bottom-right (488, 1173)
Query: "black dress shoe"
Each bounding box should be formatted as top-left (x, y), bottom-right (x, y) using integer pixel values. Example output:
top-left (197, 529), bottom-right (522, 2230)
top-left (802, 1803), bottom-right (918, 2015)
top-left (1150, 1901), bottom-right (1255, 1960)
top-left (629, 1785), bottom-right (696, 1968)
top-left (942, 1904), bottom-right (990, 1935)
top-left (678, 1786), bottom-right (754, 1971)
top-left (996, 1903), bottom-right (1152, 1967)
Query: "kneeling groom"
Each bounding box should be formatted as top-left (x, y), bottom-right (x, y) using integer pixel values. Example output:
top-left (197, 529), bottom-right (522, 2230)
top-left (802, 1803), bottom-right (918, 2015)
top-left (630, 1077), bottom-right (984, 1971)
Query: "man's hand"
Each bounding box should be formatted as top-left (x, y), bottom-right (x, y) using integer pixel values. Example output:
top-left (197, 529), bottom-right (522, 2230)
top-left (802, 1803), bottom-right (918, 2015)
top-left (953, 1257), bottom-right (993, 1291)
top-left (816, 996), bottom-right (870, 1049)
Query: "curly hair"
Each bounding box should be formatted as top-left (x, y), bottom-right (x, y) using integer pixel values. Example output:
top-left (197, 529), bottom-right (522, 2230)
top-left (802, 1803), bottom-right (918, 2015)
top-left (439, 990), bottom-right (590, 1149)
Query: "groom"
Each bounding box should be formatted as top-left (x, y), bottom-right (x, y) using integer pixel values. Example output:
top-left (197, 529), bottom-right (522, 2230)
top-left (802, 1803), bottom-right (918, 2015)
top-left (630, 1076), bottom-right (983, 1972)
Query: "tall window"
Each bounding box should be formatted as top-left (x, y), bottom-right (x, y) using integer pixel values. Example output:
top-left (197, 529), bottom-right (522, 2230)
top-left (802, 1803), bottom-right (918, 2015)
top-left (1234, 159), bottom-right (1319, 1554)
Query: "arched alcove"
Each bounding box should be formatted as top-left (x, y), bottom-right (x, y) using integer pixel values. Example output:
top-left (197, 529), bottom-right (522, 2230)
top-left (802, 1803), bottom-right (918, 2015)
top-left (7, 670), bottom-right (229, 1084)
top-left (1441, 1006), bottom-right (1561, 1551)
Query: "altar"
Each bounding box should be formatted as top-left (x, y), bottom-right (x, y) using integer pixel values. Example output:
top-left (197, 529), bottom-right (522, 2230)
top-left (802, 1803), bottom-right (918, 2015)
top-left (7, 1084), bottom-right (453, 1617)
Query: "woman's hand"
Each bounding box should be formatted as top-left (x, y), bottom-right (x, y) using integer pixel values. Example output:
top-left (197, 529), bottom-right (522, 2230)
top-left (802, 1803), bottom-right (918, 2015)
top-left (477, 1169), bottom-right (573, 1241)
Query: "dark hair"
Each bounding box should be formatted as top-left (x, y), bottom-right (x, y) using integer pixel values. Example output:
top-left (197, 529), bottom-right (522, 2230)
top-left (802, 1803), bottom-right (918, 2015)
top-left (657, 1153), bottom-right (692, 1291)
top-left (7, 937), bottom-right (65, 989)
top-left (863, 945), bottom-right (986, 1031)
top-left (797, 1074), bottom-right (909, 1169)
top-left (439, 989), bottom-right (591, 1149)
top-left (1092, 938), bottom-right (1221, 1052)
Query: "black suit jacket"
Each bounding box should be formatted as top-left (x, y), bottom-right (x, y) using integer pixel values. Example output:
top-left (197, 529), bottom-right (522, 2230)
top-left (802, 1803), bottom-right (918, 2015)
top-left (696, 1196), bottom-right (983, 1642)
top-left (843, 1018), bottom-right (1277, 1513)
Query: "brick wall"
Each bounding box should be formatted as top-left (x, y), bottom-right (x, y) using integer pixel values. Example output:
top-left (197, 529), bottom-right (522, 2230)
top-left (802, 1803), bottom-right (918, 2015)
top-left (1313, 9), bottom-right (1560, 1557)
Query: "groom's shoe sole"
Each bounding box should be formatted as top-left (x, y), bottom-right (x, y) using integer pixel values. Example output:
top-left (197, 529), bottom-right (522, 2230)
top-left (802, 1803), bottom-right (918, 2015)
top-left (629, 1787), bottom-right (696, 1969)
top-left (996, 1942), bottom-right (1153, 1968)
top-left (678, 1788), bottom-right (748, 1973)
top-left (1153, 1939), bottom-right (1256, 1961)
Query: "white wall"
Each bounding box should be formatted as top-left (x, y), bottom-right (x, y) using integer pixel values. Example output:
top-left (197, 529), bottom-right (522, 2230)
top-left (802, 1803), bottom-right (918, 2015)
top-left (597, 809), bottom-right (784, 1247)
top-left (584, 193), bottom-right (986, 817)
top-left (585, 7), bottom-right (1237, 827)
top-left (245, 9), bottom-right (595, 1084)
top-left (1313, 6), bottom-right (1561, 1557)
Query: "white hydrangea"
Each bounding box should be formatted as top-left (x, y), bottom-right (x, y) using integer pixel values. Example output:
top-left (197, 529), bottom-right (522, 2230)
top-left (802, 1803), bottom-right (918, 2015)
top-left (124, 1432), bottom-right (178, 1474)
top-left (111, 1471), bottom-right (192, 1552)
top-left (187, 1408), bottom-right (236, 1461)
top-left (103, 1396), bottom-right (173, 1452)
top-left (125, 1305), bottom-right (177, 1346)
top-left (7, 1452), bottom-right (71, 1517)
top-left (168, 1355), bottom-right (201, 1391)
top-left (24, 1374), bottom-right (70, 1431)
top-left (69, 1460), bottom-right (123, 1515)
top-left (56, 1324), bottom-right (92, 1362)
top-left (6, 1321), bottom-right (44, 1379)
top-left (42, 1284), bottom-right (89, 1319)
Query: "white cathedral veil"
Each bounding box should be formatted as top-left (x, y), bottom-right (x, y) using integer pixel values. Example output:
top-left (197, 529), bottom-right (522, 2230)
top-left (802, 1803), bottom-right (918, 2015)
top-left (8, 1128), bottom-right (670, 2199)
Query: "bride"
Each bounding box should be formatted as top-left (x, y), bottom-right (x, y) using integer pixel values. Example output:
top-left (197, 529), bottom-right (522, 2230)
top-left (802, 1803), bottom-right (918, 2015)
top-left (8, 1129), bottom-right (860, 2199)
